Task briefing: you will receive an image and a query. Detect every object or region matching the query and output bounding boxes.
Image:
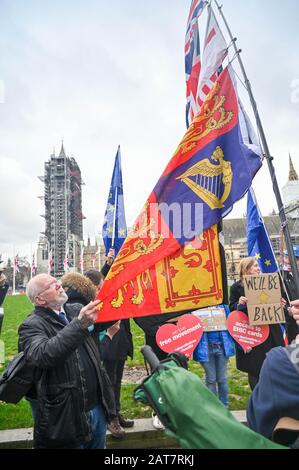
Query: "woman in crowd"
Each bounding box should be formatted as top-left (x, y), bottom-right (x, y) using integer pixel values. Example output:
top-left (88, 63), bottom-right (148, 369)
top-left (229, 257), bottom-right (285, 391)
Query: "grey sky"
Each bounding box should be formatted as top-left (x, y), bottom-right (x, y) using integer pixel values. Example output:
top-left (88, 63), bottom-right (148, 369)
top-left (0, 0), bottom-right (298, 259)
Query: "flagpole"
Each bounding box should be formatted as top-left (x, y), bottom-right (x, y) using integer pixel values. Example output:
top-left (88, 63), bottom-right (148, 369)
top-left (111, 186), bottom-right (118, 249)
top-left (214, 0), bottom-right (299, 294)
top-left (12, 248), bottom-right (16, 295)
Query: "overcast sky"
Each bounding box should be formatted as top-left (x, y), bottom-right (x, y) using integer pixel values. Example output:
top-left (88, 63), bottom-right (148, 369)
top-left (0, 0), bottom-right (298, 260)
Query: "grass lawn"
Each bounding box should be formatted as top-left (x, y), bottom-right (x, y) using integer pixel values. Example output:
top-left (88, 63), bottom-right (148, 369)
top-left (0, 295), bottom-right (251, 430)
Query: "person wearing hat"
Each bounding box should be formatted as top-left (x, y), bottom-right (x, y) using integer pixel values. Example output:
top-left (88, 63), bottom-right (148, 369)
top-left (282, 246), bottom-right (299, 343)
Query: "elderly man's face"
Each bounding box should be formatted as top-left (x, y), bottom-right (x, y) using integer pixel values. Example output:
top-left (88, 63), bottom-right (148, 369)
top-left (35, 275), bottom-right (68, 309)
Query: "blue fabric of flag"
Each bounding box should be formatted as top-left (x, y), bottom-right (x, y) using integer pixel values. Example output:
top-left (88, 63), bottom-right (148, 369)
top-left (102, 146), bottom-right (127, 256)
top-left (247, 188), bottom-right (277, 273)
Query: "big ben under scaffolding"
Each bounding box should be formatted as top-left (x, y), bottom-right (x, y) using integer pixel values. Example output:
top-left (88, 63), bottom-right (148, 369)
top-left (39, 142), bottom-right (84, 277)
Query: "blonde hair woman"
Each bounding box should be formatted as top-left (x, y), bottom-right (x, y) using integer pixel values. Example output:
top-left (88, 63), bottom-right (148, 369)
top-left (229, 257), bottom-right (285, 391)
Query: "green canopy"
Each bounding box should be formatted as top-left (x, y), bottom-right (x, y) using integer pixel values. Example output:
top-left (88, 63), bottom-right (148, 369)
top-left (134, 363), bottom-right (286, 449)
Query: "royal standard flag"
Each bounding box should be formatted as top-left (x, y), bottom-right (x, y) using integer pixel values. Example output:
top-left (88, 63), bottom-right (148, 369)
top-left (96, 66), bottom-right (262, 321)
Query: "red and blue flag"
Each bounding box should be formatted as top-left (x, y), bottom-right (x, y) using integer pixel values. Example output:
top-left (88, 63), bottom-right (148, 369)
top-left (96, 65), bottom-right (262, 321)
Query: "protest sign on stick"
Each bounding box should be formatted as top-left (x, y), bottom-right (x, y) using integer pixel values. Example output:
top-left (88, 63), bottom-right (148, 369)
top-left (243, 273), bottom-right (285, 326)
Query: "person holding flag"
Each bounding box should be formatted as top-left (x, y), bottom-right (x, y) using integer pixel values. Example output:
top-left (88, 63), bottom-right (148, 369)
top-left (101, 146), bottom-right (134, 439)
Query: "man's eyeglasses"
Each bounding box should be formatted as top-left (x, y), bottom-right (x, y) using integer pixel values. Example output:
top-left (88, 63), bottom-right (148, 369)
top-left (36, 281), bottom-right (60, 297)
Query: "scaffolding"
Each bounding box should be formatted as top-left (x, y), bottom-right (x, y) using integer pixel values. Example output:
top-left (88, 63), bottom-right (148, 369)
top-left (41, 144), bottom-right (83, 277)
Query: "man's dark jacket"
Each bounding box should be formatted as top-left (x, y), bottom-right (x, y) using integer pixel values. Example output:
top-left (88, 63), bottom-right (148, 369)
top-left (247, 344), bottom-right (299, 439)
top-left (100, 264), bottom-right (133, 362)
top-left (18, 303), bottom-right (115, 449)
top-left (0, 282), bottom-right (9, 306)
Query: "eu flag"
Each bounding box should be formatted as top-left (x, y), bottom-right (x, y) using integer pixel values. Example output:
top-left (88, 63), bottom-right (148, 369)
top-left (102, 146), bottom-right (127, 256)
top-left (247, 188), bottom-right (277, 273)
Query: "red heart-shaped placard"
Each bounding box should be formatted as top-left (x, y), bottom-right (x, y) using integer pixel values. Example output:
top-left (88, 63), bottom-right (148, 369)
top-left (227, 311), bottom-right (270, 352)
top-left (156, 314), bottom-right (203, 358)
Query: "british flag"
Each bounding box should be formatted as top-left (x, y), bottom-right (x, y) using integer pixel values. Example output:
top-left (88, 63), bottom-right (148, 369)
top-left (196, 5), bottom-right (228, 108)
top-left (48, 250), bottom-right (53, 273)
top-left (63, 247), bottom-right (69, 272)
top-left (14, 254), bottom-right (20, 273)
top-left (185, 0), bottom-right (208, 127)
top-left (281, 324), bottom-right (289, 346)
top-left (31, 253), bottom-right (36, 276)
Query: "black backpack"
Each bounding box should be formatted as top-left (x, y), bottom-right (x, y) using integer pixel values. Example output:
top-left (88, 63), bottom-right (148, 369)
top-left (0, 352), bottom-right (35, 404)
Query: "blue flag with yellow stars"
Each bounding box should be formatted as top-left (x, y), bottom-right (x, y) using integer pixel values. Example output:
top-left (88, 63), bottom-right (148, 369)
top-left (247, 188), bottom-right (277, 273)
top-left (102, 146), bottom-right (127, 256)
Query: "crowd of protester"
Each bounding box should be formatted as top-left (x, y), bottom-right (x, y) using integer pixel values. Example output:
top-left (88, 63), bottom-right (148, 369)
top-left (1, 246), bottom-right (299, 449)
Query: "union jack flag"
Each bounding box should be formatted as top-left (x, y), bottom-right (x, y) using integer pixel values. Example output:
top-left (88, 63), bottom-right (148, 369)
top-left (63, 246), bottom-right (69, 272)
top-left (185, 0), bottom-right (208, 127)
top-left (48, 250), bottom-right (53, 273)
top-left (31, 253), bottom-right (36, 276)
top-left (14, 254), bottom-right (20, 273)
top-left (196, 5), bottom-right (228, 108)
top-left (91, 252), bottom-right (98, 268)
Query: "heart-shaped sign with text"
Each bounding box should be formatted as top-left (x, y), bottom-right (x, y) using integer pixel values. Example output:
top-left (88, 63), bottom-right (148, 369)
top-left (227, 311), bottom-right (270, 352)
top-left (156, 314), bottom-right (203, 358)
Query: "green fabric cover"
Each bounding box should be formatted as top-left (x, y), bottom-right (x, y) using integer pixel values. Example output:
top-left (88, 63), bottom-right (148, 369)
top-left (134, 364), bottom-right (286, 449)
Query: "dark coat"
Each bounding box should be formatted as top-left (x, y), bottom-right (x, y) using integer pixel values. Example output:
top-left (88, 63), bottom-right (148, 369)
top-left (247, 344), bottom-right (299, 439)
top-left (281, 271), bottom-right (299, 342)
top-left (18, 303), bottom-right (115, 449)
top-left (101, 319), bottom-right (133, 361)
top-left (100, 262), bottom-right (133, 362)
top-left (229, 280), bottom-right (285, 377)
top-left (0, 282), bottom-right (9, 306)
